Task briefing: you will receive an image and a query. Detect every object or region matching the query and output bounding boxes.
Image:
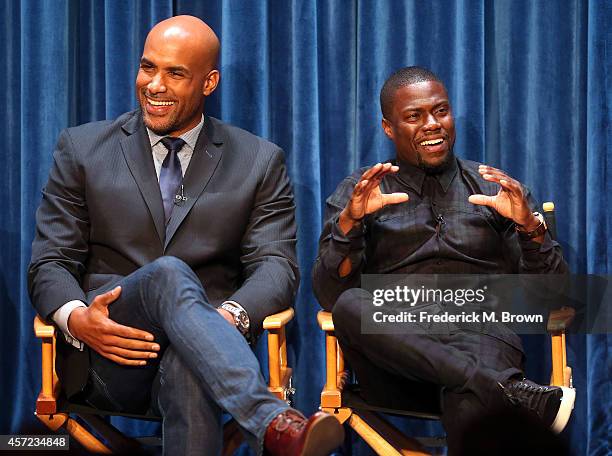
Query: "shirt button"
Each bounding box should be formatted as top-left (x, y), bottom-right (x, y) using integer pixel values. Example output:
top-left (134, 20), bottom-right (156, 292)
top-left (436, 260), bottom-right (442, 265)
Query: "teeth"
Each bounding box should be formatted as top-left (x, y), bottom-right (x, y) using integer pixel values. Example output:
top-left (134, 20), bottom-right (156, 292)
top-left (148, 99), bottom-right (174, 106)
top-left (420, 139), bottom-right (443, 146)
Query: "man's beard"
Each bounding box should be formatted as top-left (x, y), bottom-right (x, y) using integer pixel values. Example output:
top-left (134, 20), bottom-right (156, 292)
top-left (417, 148), bottom-right (455, 174)
top-left (143, 116), bottom-right (176, 136)
top-left (141, 106), bottom-right (181, 136)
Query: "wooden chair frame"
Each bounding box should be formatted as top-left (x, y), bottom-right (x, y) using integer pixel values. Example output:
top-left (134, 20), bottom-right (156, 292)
top-left (319, 203), bottom-right (575, 456)
top-left (319, 308), bottom-right (574, 456)
top-left (34, 308), bottom-right (295, 454)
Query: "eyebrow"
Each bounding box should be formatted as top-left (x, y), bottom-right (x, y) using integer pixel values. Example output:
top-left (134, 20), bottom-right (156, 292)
top-left (401, 100), bottom-right (450, 112)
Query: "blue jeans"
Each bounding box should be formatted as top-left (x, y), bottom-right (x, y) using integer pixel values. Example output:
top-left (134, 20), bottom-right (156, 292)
top-left (83, 256), bottom-right (289, 455)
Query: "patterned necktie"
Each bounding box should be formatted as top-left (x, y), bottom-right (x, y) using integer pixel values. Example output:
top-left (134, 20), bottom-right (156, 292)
top-left (160, 137), bottom-right (185, 223)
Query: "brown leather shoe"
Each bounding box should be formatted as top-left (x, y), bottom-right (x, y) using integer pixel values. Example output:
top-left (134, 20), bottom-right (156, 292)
top-left (264, 410), bottom-right (344, 456)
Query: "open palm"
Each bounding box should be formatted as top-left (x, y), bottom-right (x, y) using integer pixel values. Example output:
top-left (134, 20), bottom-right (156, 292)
top-left (468, 165), bottom-right (533, 226)
top-left (345, 163), bottom-right (409, 221)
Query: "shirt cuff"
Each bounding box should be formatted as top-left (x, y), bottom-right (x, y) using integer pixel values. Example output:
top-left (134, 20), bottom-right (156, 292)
top-left (331, 216), bottom-right (366, 245)
top-left (318, 217), bottom-right (366, 275)
top-left (52, 300), bottom-right (87, 350)
top-left (518, 231), bottom-right (562, 270)
top-left (518, 230), bottom-right (556, 253)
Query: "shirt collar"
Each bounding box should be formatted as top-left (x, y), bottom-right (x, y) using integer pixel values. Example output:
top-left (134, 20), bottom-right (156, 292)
top-left (146, 114), bottom-right (205, 150)
top-left (396, 155), bottom-right (458, 195)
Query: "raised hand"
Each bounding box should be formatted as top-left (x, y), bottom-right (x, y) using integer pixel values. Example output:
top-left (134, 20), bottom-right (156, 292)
top-left (468, 165), bottom-right (539, 229)
top-left (68, 286), bottom-right (160, 366)
top-left (339, 162), bottom-right (409, 235)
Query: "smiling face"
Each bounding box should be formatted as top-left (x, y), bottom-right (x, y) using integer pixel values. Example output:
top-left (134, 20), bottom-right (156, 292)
top-left (136, 17), bottom-right (219, 137)
top-left (382, 80), bottom-right (455, 172)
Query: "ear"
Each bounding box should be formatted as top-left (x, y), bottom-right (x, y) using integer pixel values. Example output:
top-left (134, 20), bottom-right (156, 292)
top-left (382, 117), bottom-right (394, 141)
top-left (203, 70), bottom-right (220, 96)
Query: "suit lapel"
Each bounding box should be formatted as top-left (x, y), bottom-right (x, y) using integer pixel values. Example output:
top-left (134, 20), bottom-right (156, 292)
top-left (164, 116), bottom-right (224, 249)
top-left (119, 112), bottom-right (166, 244)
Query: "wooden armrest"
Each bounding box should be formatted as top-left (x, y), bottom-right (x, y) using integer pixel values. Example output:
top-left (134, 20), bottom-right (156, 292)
top-left (548, 307), bottom-right (574, 387)
top-left (33, 315), bottom-right (59, 415)
top-left (34, 315), bottom-right (55, 338)
top-left (547, 306), bottom-right (575, 333)
top-left (265, 309), bottom-right (294, 400)
top-left (318, 310), bottom-right (346, 408)
top-left (263, 308), bottom-right (295, 330)
top-left (317, 310), bottom-right (335, 331)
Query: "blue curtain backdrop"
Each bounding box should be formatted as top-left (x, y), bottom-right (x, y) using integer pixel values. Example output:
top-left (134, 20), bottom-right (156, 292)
top-left (1, 0), bottom-right (610, 454)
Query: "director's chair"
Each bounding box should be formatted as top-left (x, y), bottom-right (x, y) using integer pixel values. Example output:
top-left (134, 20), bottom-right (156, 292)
top-left (34, 308), bottom-right (295, 454)
top-left (318, 202), bottom-right (575, 455)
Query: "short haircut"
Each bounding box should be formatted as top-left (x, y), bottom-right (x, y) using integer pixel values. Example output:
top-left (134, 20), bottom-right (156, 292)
top-left (380, 66), bottom-right (444, 118)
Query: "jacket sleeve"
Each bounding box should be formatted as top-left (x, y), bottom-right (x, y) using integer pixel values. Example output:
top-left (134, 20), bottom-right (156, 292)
top-left (28, 129), bottom-right (89, 320)
top-left (226, 147), bottom-right (300, 336)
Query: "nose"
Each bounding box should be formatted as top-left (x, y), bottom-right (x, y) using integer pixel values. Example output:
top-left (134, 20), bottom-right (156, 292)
top-left (422, 112), bottom-right (441, 131)
top-left (148, 73), bottom-right (166, 94)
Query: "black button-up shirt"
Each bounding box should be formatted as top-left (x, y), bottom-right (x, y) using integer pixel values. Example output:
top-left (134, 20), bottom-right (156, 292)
top-left (312, 157), bottom-right (568, 311)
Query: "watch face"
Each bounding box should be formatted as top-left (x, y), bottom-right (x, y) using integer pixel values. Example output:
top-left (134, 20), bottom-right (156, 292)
top-left (238, 313), bottom-right (249, 329)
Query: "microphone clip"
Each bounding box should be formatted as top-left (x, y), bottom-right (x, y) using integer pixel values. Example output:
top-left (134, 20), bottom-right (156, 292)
top-left (174, 185), bottom-right (188, 205)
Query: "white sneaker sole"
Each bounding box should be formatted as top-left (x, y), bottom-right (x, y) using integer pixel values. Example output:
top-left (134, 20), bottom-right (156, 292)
top-left (550, 386), bottom-right (576, 433)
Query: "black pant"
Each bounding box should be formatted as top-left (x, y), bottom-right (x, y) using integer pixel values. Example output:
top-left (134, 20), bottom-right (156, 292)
top-left (332, 288), bottom-right (525, 453)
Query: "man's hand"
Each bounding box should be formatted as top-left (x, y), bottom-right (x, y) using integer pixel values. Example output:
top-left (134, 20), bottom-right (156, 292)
top-left (68, 286), bottom-right (160, 366)
top-left (468, 165), bottom-right (540, 229)
top-left (339, 163), bottom-right (409, 235)
top-left (217, 308), bottom-right (236, 327)
top-left (337, 163), bottom-right (408, 277)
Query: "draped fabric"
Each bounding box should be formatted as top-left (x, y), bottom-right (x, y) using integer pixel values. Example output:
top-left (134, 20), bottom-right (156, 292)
top-left (1, 1), bottom-right (609, 454)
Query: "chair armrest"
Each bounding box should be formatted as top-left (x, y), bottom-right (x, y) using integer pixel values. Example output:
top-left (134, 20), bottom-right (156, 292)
top-left (317, 310), bottom-right (335, 331)
top-left (546, 306), bottom-right (575, 333)
top-left (33, 315), bottom-right (60, 415)
top-left (263, 308), bottom-right (295, 329)
top-left (547, 307), bottom-right (575, 388)
top-left (318, 311), bottom-right (347, 409)
top-left (34, 315), bottom-right (56, 338)
top-left (264, 309), bottom-right (294, 401)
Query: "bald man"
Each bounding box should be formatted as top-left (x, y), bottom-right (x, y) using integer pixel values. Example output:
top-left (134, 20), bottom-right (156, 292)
top-left (29, 16), bottom-right (343, 456)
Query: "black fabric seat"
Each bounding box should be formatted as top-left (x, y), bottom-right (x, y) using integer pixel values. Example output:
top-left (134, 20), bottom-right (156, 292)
top-left (342, 384), bottom-right (441, 421)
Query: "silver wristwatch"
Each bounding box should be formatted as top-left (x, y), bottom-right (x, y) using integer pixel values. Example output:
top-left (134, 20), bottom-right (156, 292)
top-left (219, 302), bottom-right (250, 339)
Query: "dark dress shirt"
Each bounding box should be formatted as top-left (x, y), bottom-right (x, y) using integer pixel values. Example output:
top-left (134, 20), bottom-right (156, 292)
top-left (312, 157), bottom-right (568, 311)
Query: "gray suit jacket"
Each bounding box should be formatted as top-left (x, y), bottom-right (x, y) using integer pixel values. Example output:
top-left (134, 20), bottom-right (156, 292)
top-left (28, 110), bottom-right (299, 397)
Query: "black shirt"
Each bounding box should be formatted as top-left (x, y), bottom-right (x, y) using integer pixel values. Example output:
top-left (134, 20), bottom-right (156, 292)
top-left (312, 157), bottom-right (568, 311)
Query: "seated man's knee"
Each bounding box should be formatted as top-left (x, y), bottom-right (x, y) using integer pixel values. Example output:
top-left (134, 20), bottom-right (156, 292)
top-left (143, 256), bottom-right (208, 305)
top-left (151, 255), bottom-right (190, 272)
top-left (148, 256), bottom-right (197, 283)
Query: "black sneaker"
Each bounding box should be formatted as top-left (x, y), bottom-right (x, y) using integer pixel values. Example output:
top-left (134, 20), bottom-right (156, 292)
top-left (499, 378), bottom-right (575, 433)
